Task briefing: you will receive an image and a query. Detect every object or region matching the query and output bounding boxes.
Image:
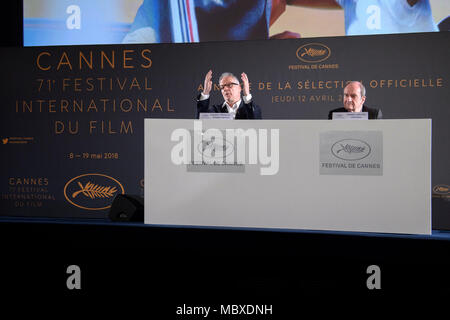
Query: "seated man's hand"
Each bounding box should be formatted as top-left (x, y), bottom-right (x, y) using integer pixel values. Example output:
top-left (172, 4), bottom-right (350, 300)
top-left (203, 70), bottom-right (212, 95)
top-left (241, 72), bottom-right (251, 96)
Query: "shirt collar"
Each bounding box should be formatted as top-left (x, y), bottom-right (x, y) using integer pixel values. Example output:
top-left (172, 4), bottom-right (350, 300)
top-left (224, 99), bottom-right (241, 115)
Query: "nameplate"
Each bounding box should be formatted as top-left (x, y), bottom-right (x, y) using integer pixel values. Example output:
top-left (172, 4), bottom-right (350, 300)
top-left (199, 113), bottom-right (234, 120)
top-left (332, 112), bottom-right (368, 120)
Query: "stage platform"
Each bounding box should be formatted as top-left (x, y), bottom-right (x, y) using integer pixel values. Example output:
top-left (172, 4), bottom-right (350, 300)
top-left (1, 216), bottom-right (449, 240)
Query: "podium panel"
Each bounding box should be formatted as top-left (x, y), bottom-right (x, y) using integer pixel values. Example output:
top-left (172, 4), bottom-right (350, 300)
top-left (145, 119), bottom-right (431, 235)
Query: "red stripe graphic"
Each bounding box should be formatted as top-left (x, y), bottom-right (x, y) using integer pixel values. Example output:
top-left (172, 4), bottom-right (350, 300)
top-left (185, 0), bottom-right (195, 41)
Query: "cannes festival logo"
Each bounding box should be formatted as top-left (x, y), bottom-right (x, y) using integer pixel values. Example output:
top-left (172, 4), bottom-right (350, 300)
top-left (64, 173), bottom-right (124, 210)
top-left (198, 135), bottom-right (235, 160)
top-left (433, 184), bottom-right (450, 195)
top-left (171, 121), bottom-right (279, 175)
top-left (331, 139), bottom-right (371, 161)
top-left (296, 43), bottom-right (331, 63)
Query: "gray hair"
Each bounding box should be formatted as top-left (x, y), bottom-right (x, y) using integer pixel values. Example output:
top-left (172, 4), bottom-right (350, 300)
top-left (219, 72), bottom-right (239, 84)
top-left (348, 81), bottom-right (366, 97)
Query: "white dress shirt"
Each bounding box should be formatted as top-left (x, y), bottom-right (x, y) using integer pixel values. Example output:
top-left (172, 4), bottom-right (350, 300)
top-left (200, 92), bottom-right (252, 119)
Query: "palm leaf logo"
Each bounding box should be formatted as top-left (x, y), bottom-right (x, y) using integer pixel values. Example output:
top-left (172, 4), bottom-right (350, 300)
top-left (337, 143), bottom-right (365, 154)
top-left (72, 181), bottom-right (118, 199)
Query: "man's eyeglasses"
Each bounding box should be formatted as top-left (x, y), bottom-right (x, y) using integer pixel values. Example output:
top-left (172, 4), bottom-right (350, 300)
top-left (219, 82), bottom-right (239, 90)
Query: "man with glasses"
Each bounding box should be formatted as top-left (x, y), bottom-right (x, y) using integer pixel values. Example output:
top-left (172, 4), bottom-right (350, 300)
top-left (196, 70), bottom-right (262, 119)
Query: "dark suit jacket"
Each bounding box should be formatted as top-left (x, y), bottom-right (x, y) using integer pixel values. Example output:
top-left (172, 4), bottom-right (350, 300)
top-left (196, 95), bottom-right (262, 119)
top-left (328, 106), bottom-right (382, 120)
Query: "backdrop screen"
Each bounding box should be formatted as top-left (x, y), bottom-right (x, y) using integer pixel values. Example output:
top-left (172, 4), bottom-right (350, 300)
top-left (23, 0), bottom-right (450, 46)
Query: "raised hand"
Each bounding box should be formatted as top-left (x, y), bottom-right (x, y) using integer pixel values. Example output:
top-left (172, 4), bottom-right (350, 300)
top-left (241, 72), bottom-right (250, 96)
top-left (203, 70), bottom-right (213, 95)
